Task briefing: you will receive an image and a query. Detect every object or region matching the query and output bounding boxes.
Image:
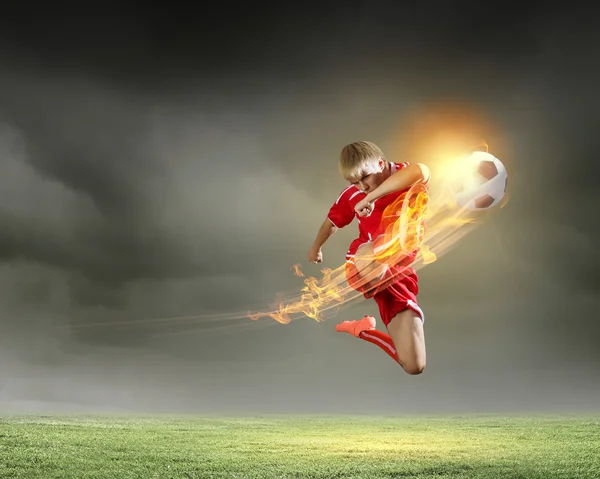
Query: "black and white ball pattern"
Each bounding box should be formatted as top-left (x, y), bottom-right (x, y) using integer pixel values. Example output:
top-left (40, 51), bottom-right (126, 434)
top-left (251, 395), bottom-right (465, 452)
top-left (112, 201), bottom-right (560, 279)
top-left (452, 151), bottom-right (508, 210)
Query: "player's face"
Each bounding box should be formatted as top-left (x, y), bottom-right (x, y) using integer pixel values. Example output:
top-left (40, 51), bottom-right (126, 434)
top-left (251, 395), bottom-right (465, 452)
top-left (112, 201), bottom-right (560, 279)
top-left (348, 158), bottom-right (386, 193)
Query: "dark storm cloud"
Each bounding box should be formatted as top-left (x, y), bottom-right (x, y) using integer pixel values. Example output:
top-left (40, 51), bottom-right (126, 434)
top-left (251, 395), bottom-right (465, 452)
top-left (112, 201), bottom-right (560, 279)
top-left (0, 98), bottom-right (199, 287)
top-left (0, 55), bottom-right (349, 344)
top-left (0, 75), bottom-right (313, 314)
top-left (0, 2), bottom-right (599, 413)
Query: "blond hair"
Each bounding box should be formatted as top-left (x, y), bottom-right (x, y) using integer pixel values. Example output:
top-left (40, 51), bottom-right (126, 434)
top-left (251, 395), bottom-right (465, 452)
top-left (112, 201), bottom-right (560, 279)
top-left (338, 141), bottom-right (386, 180)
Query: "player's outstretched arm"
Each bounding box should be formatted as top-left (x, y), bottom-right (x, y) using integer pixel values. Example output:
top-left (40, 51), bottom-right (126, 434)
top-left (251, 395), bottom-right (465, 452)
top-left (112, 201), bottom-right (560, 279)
top-left (356, 163), bottom-right (430, 215)
top-left (307, 219), bottom-right (338, 263)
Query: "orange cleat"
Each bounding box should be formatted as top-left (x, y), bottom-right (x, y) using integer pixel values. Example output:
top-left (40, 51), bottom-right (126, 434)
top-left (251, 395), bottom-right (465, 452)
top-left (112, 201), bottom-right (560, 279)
top-left (335, 315), bottom-right (376, 337)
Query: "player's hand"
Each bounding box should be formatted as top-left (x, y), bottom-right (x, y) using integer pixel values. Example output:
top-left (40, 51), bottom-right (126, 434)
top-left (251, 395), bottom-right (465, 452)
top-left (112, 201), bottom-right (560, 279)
top-left (355, 198), bottom-right (373, 217)
top-left (307, 246), bottom-right (323, 264)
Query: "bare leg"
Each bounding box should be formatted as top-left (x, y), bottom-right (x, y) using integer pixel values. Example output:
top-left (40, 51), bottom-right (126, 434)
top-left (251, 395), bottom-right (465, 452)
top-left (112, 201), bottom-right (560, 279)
top-left (386, 309), bottom-right (426, 375)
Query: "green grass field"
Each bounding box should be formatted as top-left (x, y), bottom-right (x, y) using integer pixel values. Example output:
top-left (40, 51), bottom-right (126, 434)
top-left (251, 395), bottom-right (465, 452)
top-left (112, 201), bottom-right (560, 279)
top-left (0, 414), bottom-right (598, 478)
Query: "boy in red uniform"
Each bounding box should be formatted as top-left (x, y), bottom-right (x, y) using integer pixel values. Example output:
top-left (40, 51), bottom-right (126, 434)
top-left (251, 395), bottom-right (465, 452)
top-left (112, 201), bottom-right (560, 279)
top-left (307, 141), bottom-right (430, 375)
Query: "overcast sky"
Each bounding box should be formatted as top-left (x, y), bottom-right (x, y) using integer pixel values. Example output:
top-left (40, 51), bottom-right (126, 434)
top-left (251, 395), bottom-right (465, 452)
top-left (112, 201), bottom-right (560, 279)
top-left (0, 2), bottom-right (598, 414)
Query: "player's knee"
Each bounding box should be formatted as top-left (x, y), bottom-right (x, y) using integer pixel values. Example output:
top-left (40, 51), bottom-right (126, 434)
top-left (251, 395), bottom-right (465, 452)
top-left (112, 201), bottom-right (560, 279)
top-left (354, 250), bottom-right (388, 285)
top-left (354, 245), bottom-right (378, 275)
top-left (402, 359), bottom-right (426, 375)
top-left (346, 243), bottom-right (388, 294)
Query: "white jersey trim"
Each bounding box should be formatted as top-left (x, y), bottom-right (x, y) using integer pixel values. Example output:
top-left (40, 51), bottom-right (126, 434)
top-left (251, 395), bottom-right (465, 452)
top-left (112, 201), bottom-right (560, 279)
top-left (327, 216), bottom-right (340, 228)
top-left (334, 185), bottom-right (355, 204)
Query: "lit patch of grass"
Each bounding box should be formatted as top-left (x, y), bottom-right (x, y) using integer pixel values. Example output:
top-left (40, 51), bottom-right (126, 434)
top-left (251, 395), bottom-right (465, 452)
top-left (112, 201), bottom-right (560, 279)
top-left (0, 414), bottom-right (598, 478)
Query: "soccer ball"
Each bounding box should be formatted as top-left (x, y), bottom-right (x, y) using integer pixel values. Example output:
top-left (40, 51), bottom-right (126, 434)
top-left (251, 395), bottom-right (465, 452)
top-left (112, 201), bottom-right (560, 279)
top-left (451, 151), bottom-right (508, 210)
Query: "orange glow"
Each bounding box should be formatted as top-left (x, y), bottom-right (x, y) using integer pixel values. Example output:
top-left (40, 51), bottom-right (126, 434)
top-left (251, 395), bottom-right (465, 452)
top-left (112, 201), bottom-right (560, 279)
top-left (245, 114), bottom-right (506, 325)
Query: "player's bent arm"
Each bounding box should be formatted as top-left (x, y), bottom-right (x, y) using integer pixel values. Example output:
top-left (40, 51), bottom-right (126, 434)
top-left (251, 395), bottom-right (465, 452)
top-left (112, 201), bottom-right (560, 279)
top-left (311, 218), bottom-right (338, 249)
top-left (366, 163), bottom-right (430, 203)
top-left (308, 219), bottom-right (338, 262)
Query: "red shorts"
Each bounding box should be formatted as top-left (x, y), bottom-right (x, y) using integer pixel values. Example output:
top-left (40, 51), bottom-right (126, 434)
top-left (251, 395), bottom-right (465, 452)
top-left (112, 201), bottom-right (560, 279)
top-left (345, 241), bottom-right (424, 327)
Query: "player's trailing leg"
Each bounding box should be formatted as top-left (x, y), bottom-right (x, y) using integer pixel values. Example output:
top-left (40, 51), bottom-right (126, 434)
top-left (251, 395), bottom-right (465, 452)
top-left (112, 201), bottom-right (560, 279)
top-left (336, 316), bottom-right (400, 363)
top-left (386, 308), bottom-right (426, 375)
top-left (336, 308), bottom-right (426, 374)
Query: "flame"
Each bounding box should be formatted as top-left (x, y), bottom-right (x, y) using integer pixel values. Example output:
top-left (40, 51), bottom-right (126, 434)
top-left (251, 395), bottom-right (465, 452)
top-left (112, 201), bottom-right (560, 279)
top-left (370, 183), bottom-right (430, 266)
top-left (246, 106), bottom-right (510, 326)
top-left (419, 244), bottom-right (437, 265)
top-left (246, 182), bottom-right (435, 324)
top-left (246, 143), bottom-right (503, 325)
top-left (291, 264), bottom-right (304, 277)
top-left (66, 105), bottom-right (511, 340)
top-left (247, 267), bottom-right (350, 324)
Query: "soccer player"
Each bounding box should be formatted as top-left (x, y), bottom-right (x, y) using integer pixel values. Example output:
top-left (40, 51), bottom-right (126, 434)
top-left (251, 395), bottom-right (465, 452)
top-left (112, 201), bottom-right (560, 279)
top-left (307, 141), bottom-right (430, 375)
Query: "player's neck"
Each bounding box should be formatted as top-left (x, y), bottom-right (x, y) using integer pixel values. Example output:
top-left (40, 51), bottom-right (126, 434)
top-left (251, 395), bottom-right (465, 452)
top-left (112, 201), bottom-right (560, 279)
top-left (383, 162), bottom-right (392, 180)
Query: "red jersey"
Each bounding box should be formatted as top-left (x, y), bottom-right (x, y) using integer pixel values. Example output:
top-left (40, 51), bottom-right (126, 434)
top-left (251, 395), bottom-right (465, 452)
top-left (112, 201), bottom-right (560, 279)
top-left (327, 161), bottom-right (429, 325)
top-left (327, 161), bottom-right (414, 261)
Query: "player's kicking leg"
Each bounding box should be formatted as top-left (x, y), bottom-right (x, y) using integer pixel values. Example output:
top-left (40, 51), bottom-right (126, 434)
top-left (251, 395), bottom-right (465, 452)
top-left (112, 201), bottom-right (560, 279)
top-left (350, 242), bottom-right (393, 296)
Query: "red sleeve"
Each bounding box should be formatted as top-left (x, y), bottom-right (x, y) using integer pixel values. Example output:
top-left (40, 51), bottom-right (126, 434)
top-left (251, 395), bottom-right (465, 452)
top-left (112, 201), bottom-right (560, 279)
top-left (327, 186), bottom-right (356, 228)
